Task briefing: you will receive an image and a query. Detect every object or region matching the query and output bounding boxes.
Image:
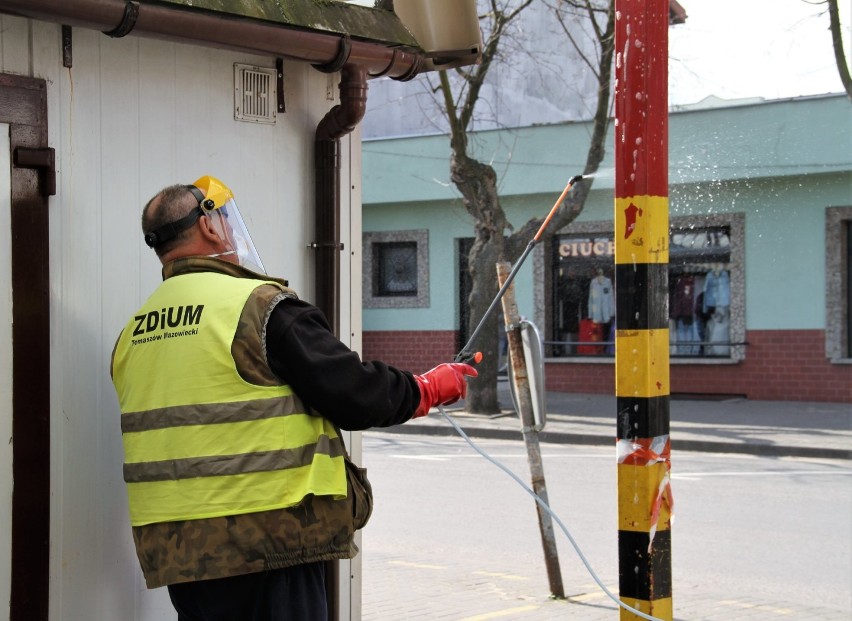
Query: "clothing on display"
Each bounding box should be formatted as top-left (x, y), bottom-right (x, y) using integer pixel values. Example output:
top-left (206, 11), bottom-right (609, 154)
top-left (703, 268), bottom-right (730, 312)
top-left (588, 273), bottom-right (614, 324)
top-left (705, 305), bottom-right (731, 355)
top-left (670, 274), bottom-right (696, 320)
top-left (668, 267), bottom-right (732, 357)
top-left (578, 319), bottom-right (604, 355)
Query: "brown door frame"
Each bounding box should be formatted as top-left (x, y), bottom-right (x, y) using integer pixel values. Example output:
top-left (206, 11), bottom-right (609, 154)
top-left (1, 72), bottom-right (50, 621)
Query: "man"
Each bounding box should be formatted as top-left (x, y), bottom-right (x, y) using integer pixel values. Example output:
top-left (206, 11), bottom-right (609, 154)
top-left (111, 176), bottom-right (477, 621)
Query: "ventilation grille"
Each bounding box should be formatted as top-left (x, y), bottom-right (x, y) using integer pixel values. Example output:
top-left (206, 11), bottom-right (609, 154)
top-left (234, 64), bottom-right (277, 124)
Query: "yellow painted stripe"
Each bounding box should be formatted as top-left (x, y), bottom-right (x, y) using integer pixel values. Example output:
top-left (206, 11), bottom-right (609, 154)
top-left (615, 329), bottom-right (670, 398)
top-left (388, 560), bottom-right (446, 570)
top-left (617, 462), bottom-right (672, 532)
top-left (458, 605), bottom-right (540, 621)
top-left (719, 600), bottom-right (794, 615)
top-left (472, 571), bottom-right (529, 581)
top-left (614, 195), bottom-right (669, 264)
top-left (619, 596), bottom-right (673, 621)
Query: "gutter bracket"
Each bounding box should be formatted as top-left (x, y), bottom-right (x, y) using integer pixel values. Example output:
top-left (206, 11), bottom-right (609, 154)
top-left (312, 35), bottom-right (352, 74)
top-left (61, 25), bottom-right (72, 68)
top-left (276, 58), bottom-right (286, 113)
top-left (103, 1), bottom-right (140, 38)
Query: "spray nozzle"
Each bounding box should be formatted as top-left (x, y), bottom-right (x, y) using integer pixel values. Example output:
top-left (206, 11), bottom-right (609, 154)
top-left (569, 174), bottom-right (584, 185)
top-left (456, 351), bottom-right (483, 365)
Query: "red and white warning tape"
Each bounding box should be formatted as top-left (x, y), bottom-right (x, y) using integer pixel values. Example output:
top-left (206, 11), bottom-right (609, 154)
top-left (617, 434), bottom-right (674, 552)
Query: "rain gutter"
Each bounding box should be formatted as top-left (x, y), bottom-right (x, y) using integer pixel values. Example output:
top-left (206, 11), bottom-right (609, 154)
top-left (0, 0), bottom-right (423, 80)
top-left (0, 0), bottom-right (425, 335)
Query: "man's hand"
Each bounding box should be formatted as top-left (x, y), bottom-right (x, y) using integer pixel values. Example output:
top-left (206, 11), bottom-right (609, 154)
top-left (413, 363), bottom-right (478, 418)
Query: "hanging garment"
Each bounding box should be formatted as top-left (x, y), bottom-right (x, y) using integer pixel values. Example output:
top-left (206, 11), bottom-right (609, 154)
top-left (670, 275), bottom-right (696, 320)
top-left (703, 269), bottom-right (730, 313)
top-left (706, 305), bottom-right (731, 356)
top-left (588, 276), bottom-right (614, 323)
top-left (578, 319), bottom-right (604, 355)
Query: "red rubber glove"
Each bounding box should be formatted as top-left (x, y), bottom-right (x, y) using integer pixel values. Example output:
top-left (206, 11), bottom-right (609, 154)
top-left (413, 363), bottom-right (478, 418)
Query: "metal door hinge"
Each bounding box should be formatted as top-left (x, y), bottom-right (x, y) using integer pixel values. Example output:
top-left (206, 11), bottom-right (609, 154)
top-left (14, 147), bottom-right (56, 196)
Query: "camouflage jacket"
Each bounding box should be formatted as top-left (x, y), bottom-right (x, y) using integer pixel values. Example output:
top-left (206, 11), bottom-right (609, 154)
top-left (126, 258), bottom-right (373, 588)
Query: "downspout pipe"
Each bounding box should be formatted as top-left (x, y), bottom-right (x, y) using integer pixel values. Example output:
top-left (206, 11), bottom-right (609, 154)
top-left (0, 0), bottom-right (423, 80)
top-left (313, 64), bottom-right (368, 337)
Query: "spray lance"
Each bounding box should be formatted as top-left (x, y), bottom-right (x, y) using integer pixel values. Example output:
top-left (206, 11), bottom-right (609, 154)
top-left (440, 172), bottom-right (666, 621)
top-left (455, 174), bottom-right (584, 365)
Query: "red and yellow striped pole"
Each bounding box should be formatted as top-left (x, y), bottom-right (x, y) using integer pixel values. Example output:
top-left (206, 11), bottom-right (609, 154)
top-left (614, 1), bottom-right (673, 619)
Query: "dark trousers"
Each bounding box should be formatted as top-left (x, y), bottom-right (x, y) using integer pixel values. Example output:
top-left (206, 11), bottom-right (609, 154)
top-left (167, 562), bottom-right (327, 621)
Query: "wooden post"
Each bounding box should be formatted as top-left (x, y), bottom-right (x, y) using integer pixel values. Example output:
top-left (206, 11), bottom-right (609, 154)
top-left (497, 262), bottom-right (564, 600)
top-left (614, 1), bottom-right (673, 619)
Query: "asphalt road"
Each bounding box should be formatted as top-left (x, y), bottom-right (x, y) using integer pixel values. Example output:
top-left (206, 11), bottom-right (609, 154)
top-left (359, 432), bottom-right (852, 620)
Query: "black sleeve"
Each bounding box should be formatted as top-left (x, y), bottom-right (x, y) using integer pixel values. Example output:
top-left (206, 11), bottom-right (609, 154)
top-left (264, 297), bottom-right (421, 431)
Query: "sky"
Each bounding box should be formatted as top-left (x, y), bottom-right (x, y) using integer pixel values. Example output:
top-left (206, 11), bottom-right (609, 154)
top-left (348, 0), bottom-right (850, 105)
top-left (667, 0), bottom-right (848, 104)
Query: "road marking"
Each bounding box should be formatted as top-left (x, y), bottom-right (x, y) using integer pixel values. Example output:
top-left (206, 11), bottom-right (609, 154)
top-left (457, 604), bottom-right (540, 620)
top-left (472, 570), bottom-right (529, 581)
top-left (567, 591), bottom-right (609, 602)
top-left (388, 453), bottom-right (609, 460)
top-left (390, 455), bottom-right (449, 461)
top-left (673, 470), bottom-right (852, 480)
top-left (719, 600), bottom-right (794, 615)
top-left (388, 560), bottom-right (446, 570)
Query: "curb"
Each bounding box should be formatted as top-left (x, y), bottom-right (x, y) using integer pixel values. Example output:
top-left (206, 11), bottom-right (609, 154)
top-left (377, 423), bottom-right (852, 461)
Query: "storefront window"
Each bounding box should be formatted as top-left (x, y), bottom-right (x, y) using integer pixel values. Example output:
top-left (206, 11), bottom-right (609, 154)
top-left (550, 224), bottom-right (733, 359)
top-left (552, 236), bottom-right (615, 356)
top-left (669, 226), bottom-right (732, 357)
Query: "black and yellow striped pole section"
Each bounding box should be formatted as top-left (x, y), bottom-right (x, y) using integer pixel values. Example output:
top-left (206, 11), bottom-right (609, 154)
top-left (614, 1), bottom-right (673, 619)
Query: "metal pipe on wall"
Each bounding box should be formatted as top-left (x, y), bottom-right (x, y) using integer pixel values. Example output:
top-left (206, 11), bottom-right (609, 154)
top-left (313, 65), bottom-right (368, 336)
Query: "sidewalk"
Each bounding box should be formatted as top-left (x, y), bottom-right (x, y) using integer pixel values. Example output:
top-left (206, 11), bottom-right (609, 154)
top-left (385, 380), bottom-right (852, 460)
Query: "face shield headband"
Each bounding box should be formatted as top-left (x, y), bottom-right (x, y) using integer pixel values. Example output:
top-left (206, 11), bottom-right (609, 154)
top-left (142, 186), bottom-right (205, 250)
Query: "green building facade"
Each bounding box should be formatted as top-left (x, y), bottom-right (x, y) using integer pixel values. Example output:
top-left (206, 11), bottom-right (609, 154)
top-left (362, 94), bottom-right (852, 402)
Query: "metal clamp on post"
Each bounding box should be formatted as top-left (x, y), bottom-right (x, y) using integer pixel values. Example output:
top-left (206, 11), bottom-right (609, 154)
top-left (307, 241), bottom-right (345, 251)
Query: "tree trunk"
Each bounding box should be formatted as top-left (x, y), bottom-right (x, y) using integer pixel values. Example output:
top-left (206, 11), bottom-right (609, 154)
top-left (450, 151), bottom-right (509, 414)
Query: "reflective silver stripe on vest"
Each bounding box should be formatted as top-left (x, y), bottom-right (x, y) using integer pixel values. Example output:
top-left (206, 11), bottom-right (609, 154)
top-left (121, 397), bottom-right (302, 434)
top-left (124, 434), bottom-right (345, 483)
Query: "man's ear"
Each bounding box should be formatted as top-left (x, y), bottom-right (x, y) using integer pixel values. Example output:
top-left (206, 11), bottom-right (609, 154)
top-left (197, 215), bottom-right (222, 243)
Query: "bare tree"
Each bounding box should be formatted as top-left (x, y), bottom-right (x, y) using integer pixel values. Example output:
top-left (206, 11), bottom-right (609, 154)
top-left (438, 0), bottom-right (616, 412)
top-left (825, 0), bottom-right (852, 101)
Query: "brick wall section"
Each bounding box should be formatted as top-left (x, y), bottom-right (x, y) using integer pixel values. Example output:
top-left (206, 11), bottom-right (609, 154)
top-left (668, 329), bottom-right (852, 402)
top-left (362, 330), bottom-right (457, 375)
top-left (365, 329), bottom-right (852, 403)
top-left (546, 329), bottom-right (852, 402)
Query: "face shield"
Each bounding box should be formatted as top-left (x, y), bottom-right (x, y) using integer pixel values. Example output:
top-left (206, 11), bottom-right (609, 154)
top-left (191, 175), bottom-right (267, 275)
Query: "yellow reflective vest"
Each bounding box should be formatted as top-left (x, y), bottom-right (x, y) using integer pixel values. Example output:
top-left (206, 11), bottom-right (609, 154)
top-left (112, 271), bottom-right (347, 526)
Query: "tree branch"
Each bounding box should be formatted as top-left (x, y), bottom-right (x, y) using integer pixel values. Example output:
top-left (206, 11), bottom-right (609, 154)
top-left (827, 0), bottom-right (852, 101)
